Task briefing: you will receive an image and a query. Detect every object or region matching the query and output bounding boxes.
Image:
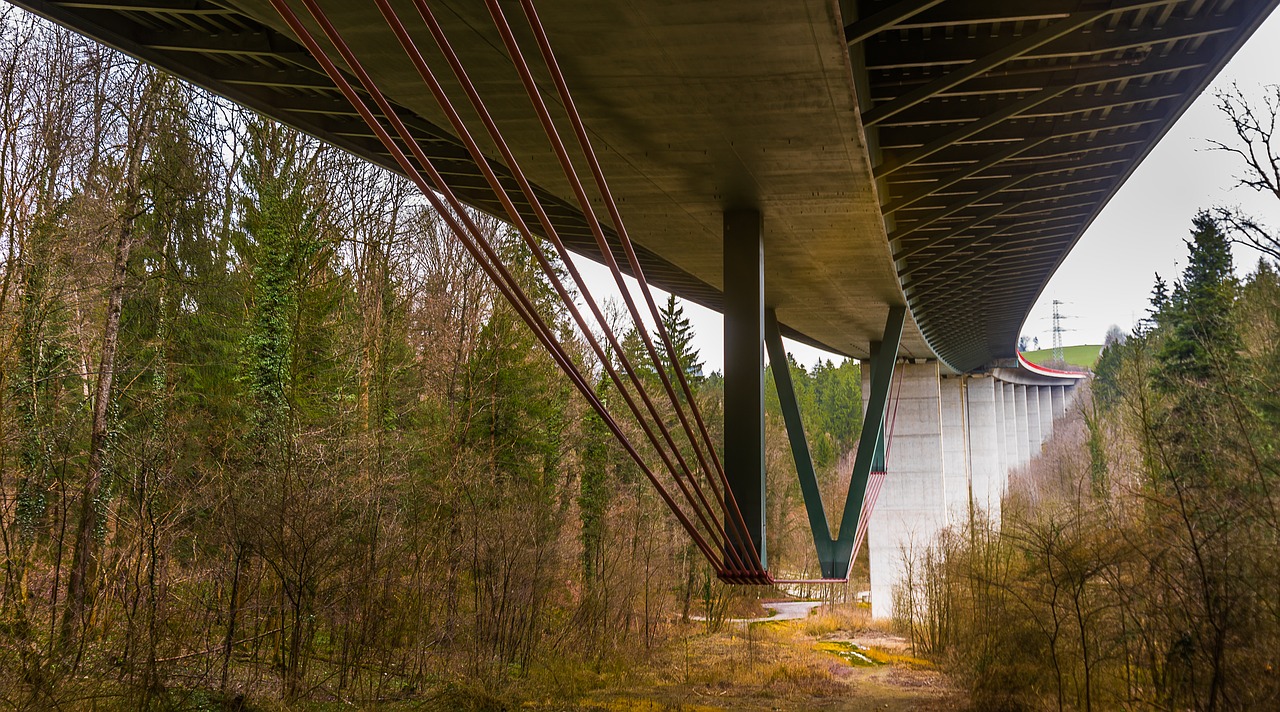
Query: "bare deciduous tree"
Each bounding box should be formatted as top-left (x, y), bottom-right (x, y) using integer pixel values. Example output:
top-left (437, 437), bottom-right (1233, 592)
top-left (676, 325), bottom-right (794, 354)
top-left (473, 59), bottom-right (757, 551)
top-left (1211, 84), bottom-right (1280, 262)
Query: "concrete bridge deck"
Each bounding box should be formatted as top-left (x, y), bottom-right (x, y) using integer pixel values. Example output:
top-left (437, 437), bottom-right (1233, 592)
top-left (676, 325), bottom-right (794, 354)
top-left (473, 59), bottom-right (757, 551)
top-left (13, 0), bottom-right (1277, 370)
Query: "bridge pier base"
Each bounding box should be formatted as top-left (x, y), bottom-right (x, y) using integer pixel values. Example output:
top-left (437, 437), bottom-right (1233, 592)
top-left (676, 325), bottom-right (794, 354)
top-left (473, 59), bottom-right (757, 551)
top-left (1014, 386), bottom-right (1030, 467)
top-left (940, 376), bottom-right (967, 525)
top-left (993, 381), bottom-right (1008, 507)
top-left (1003, 383), bottom-right (1018, 473)
top-left (865, 361), bottom-right (945, 620)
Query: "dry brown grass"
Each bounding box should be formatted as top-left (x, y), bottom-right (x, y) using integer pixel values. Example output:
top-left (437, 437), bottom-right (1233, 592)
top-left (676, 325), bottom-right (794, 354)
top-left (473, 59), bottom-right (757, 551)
top-left (517, 604), bottom-right (964, 711)
top-left (799, 602), bottom-right (873, 637)
top-left (634, 618), bottom-right (842, 696)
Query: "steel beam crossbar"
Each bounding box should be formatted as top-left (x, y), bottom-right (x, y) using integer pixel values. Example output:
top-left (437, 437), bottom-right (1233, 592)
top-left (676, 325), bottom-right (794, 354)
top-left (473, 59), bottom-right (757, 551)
top-left (861, 10), bottom-right (1109, 127)
top-left (844, 0), bottom-right (947, 46)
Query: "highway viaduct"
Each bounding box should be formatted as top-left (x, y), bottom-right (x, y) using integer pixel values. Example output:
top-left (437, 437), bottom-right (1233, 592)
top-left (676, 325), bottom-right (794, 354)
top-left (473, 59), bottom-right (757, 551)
top-left (12, 0), bottom-right (1275, 617)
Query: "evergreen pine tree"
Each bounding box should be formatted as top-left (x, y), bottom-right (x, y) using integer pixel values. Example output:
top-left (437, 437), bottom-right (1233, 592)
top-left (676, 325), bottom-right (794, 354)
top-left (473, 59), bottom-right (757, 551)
top-left (658, 294), bottom-right (703, 385)
top-left (1092, 339), bottom-right (1127, 408)
top-left (1157, 211), bottom-right (1240, 386)
top-left (620, 294), bottom-right (704, 389)
top-left (1138, 273), bottom-right (1169, 335)
top-left (1238, 259), bottom-right (1280, 436)
top-left (1151, 273), bottom-right (1169, 312)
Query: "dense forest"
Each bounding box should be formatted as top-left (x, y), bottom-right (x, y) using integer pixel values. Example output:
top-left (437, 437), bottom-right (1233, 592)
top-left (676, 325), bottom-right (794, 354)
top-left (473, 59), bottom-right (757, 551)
top-left (0, 12), bottom-right (868, 709)
top-left (892, 89), bottom-right (1280, 710)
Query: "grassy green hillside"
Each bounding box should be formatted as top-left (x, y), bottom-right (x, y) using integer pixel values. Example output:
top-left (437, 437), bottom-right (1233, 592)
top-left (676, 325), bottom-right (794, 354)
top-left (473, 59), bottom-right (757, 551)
top-left (1021, 344), bottom-right (1103, 369)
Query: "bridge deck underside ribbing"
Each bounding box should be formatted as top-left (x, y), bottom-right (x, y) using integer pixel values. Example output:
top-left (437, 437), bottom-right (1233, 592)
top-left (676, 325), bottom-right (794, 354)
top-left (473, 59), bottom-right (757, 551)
top-left (858, 0), bottom-right (1278, 369)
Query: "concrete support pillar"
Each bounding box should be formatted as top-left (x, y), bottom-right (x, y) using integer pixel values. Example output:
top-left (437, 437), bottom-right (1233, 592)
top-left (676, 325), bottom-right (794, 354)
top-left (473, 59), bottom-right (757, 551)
top-left (965, 377), bottom-right (1001, 518)
top-left (993, 381), bottom-right (1008, 481)
top-left (863, 371), bottom-right (1082, 620)
top-left (1027, 386), bottom-right (1043, 456)
top-left (1039, 387), bottom-right (1055, 442)
top-left (723, 210), bottom-right (765, 567)
top-left (1014, 385), bottom-right (1030, 466)
top-left (1004, 383), bottom-right (1019, 472)
top-left (993, 382), bottom-right (1008, 508)
top-left (869, 361), bottom-right (945, 620)
top-left (1031, 387), bottom-right (1045, 449)
top-left (940, 377), bottom-right (967, 525)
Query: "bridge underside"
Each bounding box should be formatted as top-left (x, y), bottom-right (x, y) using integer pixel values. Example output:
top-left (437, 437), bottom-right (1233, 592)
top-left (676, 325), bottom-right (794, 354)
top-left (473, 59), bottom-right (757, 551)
top-left (12, 0), bottom-right (917, 360)
top-left (16, 0), bottom-right (1276, 370)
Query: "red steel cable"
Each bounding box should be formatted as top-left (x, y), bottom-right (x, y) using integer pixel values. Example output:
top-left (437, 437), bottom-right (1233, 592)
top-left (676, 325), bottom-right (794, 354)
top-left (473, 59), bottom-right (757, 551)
top-left (297, 0), bottom-right (762, 576)
top-left (266, 0), bottom-right (724, 570)
top-left (285, 0), bottom-right (732, 572)
top-left (512, 0), bottom-right (726, 480)
top-left (372, 0), bottom-right (747, 574)
top-left (516, 0), bottom-right (768, 578)
top-left (376, 0), bottom-right (750, 573)
top-left (510, 0), bottom-right (731, 508)
top-left (485, 0), bottom-right (761, 573)
top-left (852, 360), bottom-right (905, 563)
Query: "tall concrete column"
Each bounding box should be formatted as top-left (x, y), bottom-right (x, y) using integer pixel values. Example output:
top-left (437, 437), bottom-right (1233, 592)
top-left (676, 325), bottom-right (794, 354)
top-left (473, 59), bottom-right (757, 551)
top-left (993, 381), bottom-right (1008, 481)
top-left (1026, 386), bottom-right (1043, 456)
top-left (1052, 385), bottom-right (1067, 420)
top-left (869, 361), bottom-right (945, 620)
top-left (965, 376), bottom-right (1001, 518)
top-left (1014, 385), bottom-right (1030, 466)
top-left (1039, 387), bottom-right (1055, 442)
top-left (1003, 383), bottom-right (1019, 473)
top-left (940, 377), bottom-right (967, 525)
top-left (723, 210), bottom-right (765, 567)
top-left (992, 381), bottom-right (1008, 511)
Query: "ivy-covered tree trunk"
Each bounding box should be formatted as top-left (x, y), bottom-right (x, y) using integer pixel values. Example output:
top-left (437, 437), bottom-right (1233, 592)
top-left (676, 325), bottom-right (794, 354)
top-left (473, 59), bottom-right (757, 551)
top-left (236, 117), bottom-right (346, 701)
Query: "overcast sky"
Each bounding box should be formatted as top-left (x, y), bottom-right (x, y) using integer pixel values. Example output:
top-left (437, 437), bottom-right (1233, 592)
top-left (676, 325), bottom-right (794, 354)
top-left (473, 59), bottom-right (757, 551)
top-left (573, 11), bottom-right (1280, 373)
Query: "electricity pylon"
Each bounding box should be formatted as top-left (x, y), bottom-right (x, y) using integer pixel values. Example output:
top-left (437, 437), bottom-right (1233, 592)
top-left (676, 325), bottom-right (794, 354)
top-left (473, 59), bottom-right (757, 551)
top-left (1050, 299), bottom-right (1076, 363)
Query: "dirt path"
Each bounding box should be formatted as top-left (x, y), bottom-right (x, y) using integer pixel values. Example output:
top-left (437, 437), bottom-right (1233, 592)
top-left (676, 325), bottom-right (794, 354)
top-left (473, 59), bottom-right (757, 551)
top-left (734, 599), bottom-right (825, 622)
top-left (570, 612), bottom-right (966, 711)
